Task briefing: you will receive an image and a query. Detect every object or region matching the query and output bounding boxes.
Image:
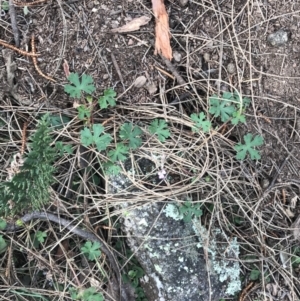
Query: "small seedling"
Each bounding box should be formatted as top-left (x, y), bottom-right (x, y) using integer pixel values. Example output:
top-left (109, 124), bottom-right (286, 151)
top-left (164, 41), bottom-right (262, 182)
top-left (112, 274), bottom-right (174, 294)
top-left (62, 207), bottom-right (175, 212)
top-left (231, 110), bottom-right (246, 125)
top-left (209, 91), bottom-right (250, 125)
top-left (234, 133), bottom-right (264, 160)
top-left (190, 112), bottom-right (211, 133)
top-left (80, 124), bottom-right (112, 152)
top-left (209, 94), bottom-right (236, 122)
top-left (81, 241), bottom-right (101, 261)
top-left (123, 266), bottom-right (144, 288)
top-left (148, 119), bottom-right (170, 142)
top-left (30, 231), bottom-right (47, 248)
top-left (64, 73), bottom-right (96, 98)
top-left (98, 88), bottom-right (116, 109)
top-left (179, 201), bottom-right (203, 223)
top-left (36, 231), bottom-right (47, 244)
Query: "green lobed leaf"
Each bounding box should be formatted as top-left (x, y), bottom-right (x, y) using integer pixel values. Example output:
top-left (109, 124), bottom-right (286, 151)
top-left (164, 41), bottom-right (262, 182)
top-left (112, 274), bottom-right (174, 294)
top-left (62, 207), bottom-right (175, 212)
top-left (81, 241), bottom-right (101, 261)
top-left (231, 111), bottom-right (246, 125)
top-left (80, 125), bottom-right (112, 151)
top-left (98, 88), bottom-right (117, 109)
top-left (119, 123), bottom-right (142, 149)
top-left (80, 127), bottom-right (94, 147)
top-left (209, 95), bottom-right (236, 122)
top-left (94, 134), bottom-right (112, 152)
top-left (77, 105), bottom-right (91, 120)
top-left (190, 112), bottom-right (211, 133)
top-left (148, 119), bottom-right (170, 142)
top-left (36, 231), bottom-right (47, 244)
top-left (234, 133), bottom-right (264, 160)
top-left (64, 73), bottom-right (95, 98)
top-left (108, 143), bottom-right (129, 162)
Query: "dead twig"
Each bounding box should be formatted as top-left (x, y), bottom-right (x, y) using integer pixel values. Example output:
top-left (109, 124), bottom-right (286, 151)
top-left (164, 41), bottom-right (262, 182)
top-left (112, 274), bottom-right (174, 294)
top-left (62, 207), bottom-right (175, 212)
top-left (31, 34), bottom-right (56, 82)
top-left (13, 0), bottom-right (48, 6)
top-left (159, 54), bottom-right (187, 86)
top-left (9, 0), bottom-right (20, 47)
top-left (0, 39), bottom-right (38, 57)
top-left (111, 52), bottom-right (125, 91)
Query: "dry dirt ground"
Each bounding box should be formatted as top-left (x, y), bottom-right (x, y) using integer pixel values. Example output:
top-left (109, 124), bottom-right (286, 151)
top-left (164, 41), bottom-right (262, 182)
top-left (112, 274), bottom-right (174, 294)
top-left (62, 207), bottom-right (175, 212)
top-left (1, 0), bottom-right (300, 300)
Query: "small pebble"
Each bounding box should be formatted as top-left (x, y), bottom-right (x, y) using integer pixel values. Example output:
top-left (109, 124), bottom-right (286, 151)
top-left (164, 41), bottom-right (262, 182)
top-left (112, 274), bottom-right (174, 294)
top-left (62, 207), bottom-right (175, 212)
top-left (227, 63), bottom-right (236, 74)
top-left (128, 39), bottom-right (134, 45)
top-left (145, 82), bottom-right (157, 95)
top-left (173, 51), bottom-right (182, 62)
top-left (203, 53), bottom-right (210, 62)
top-left (267, 29), bottom-right (289, 47)
top-left (179, 0), bottom-right (189, 7)
top-left (133, 76), bottom-right (147, 88)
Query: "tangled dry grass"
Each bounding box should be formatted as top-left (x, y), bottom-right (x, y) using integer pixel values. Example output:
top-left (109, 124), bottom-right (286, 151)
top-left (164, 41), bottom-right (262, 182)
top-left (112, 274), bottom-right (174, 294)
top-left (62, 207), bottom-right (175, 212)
top-left (0, 0), bottom-right (300, 300)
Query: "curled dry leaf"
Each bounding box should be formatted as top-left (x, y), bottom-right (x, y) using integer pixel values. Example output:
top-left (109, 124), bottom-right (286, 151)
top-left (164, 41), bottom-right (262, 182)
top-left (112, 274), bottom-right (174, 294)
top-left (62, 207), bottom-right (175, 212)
top-left (151, 0), bottom-right (172, 60)
top-left (111, 16), bottom-right (151, 33)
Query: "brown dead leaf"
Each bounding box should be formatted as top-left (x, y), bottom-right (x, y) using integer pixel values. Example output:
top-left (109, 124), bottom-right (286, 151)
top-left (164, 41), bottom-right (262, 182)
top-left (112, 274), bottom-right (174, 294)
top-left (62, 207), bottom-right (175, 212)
top-left (151, 0), bottom-right (172, 60)
top-left (111, 16), bottom-right (151, 33)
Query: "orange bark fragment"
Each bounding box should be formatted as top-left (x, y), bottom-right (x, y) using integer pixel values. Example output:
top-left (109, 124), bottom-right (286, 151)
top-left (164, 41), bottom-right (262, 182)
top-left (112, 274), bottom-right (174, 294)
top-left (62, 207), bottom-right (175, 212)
top-left (151, 0), bottom-right (172, 60)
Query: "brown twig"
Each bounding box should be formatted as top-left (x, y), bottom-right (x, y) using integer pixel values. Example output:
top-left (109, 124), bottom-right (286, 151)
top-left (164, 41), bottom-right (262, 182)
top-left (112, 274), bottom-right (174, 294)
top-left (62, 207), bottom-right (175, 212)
top-left (31, 34), bottom-right (56, 82)
top-left (238, 281), bottom-right (255, 301)
top-left (159, 53), bottom-right (187, 86)
top-left (111, 52), bottom-right (125, 91)
top-left (9, 0), bottom-right (20, 47)
top-left (0, 39), bottom-right (38, 57)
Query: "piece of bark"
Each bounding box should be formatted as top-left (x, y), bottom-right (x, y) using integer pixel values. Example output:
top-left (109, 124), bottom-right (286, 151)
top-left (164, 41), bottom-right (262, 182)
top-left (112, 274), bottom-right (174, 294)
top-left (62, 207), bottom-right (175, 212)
top-left (151, 0), bottom-right (172, 60)
top-left (111, 16), bottom-right (151, 33)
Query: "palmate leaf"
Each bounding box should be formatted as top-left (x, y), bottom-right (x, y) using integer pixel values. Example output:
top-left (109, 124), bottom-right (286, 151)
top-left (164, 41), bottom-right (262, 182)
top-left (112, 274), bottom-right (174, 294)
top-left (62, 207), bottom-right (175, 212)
top-left (81, 241), bottom-right (101, 261)
top-left (108, 143), bottom-right (129, 162)
top-left (209, 95), bottom-right (236, 122)
top-left (231, 111), bottom-right (246, 125)
top-left (148, 119), bottom-right (170, 142)
top-left (98, 88), bottom-right (117, 109)
top-left (190, 112), bottom-right (211, 133)
top-left (80, 124), bottom-right (112, 151)
top-left (64, 73), bottom-right (95, 98)
top-left (119, 123), bottom-right (142, 149)
top-left (234, 133), bottom-right (264, 160)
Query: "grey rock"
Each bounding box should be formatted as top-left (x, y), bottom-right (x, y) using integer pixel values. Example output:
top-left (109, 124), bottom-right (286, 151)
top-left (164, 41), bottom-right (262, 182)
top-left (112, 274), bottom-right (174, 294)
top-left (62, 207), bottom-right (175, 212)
top-left (267, 29), bottom-right (289, 47)
top-left (108, 158), bottom-right (241, 301)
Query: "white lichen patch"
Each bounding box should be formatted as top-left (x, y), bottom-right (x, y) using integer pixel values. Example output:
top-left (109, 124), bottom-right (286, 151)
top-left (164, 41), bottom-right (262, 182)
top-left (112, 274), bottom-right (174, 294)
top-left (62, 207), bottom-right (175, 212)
top-left (150, 273), bottom-right (166, 301)
top-left (154, 264), bottom-right (163, 274)
top-left (164, 203), bottom-right (183, 221)
top-left (192, 220), bottom-right (241, 296)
